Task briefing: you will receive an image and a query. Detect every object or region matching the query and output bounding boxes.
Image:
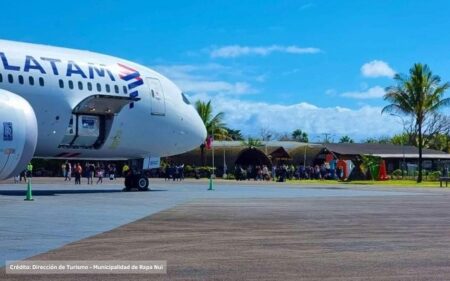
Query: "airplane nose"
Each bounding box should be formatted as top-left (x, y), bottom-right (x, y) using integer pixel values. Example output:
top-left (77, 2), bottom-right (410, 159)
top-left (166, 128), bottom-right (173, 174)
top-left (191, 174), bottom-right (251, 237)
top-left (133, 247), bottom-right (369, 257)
top-left (194, 111), bottom-right (207, 145)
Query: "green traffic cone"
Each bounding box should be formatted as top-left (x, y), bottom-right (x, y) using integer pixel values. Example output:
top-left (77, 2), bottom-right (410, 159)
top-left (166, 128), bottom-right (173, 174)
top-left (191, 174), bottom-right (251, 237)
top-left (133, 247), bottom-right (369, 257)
top-left (24, 179), bottom-right (34, 201)
top-left (208, 176), bottom-right (214, 191)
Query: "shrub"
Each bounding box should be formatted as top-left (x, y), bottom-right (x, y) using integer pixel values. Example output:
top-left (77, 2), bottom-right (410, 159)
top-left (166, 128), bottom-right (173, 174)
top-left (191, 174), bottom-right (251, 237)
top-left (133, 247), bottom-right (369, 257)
top-left (391, 169), bottom-right (402, 179)
top-left (184, 165), bottom-right (193, 174)
top-left (224, 174), bottom-right (235, 180)
top-left (428, 171), bottom-right (441, 181)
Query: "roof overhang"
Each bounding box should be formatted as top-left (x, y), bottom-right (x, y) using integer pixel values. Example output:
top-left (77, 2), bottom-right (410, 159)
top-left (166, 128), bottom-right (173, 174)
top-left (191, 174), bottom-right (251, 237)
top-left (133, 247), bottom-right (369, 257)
top-left (371, 153), bottom-right (450, 159)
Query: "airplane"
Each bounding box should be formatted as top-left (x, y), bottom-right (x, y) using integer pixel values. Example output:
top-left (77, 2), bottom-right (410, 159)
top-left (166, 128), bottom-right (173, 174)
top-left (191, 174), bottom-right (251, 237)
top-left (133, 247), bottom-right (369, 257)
top-left (0, 39), bottom-right (207, 190)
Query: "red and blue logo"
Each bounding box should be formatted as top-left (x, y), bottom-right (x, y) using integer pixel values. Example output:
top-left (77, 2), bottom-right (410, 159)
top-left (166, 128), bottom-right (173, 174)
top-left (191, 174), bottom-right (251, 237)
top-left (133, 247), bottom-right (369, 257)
top-left (118, 63), bottom-right (143, 108)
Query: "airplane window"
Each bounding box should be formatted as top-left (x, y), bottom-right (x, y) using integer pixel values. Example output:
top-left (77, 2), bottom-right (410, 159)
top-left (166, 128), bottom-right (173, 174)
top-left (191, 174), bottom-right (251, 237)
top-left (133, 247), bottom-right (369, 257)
top-left (181, 92), bottom-right (191, 105)
top-left (123, 86), bottom-right (128, 94)
top-left (18, 75), bottom-right (24, 84)
top-left (8, 74), bottom-right (13, 83)
top-left (114, 85), bottom-right (119, 94)
top-left (39, 77), bottom-right (44, 86)
top-left (96, 83), bottom-right (101, 92)
top-left (0, 73), bottom-right (3, 83)
top-left (105, 84), bottom-right (110, 93)
top-left (87, 82), bottom-right (92, 91)
top-left (29, 76), bottom-right (34, 86)
top-left (68, 80), bottom-right (74, 90)
top-left (59, 79), bottom-right (64, 88)
top-left (78, 81), bottom-right (83, 90)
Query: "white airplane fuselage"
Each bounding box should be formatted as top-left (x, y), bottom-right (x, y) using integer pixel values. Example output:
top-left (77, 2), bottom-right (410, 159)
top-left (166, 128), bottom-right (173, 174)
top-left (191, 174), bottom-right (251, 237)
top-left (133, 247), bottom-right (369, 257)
top-left (0, 39), bottom-right (206, 164)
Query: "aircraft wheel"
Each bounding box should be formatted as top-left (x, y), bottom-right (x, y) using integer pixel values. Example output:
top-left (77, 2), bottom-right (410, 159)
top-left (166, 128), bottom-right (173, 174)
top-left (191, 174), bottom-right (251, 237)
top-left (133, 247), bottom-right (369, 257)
top-left (137, 176), bottom-right (149, 191)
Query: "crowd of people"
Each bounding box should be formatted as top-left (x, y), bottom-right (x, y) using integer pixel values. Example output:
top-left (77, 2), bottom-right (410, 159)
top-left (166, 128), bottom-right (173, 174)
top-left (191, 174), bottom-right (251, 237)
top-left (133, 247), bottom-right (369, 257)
top-left (164, 164), bottom-right (185, 181)
top-left (13, 160), bottom-right (349, 184)
top-left (234, 163), bottom-right (346, 182)
top-left (62, 162), bottom-right (118, 185)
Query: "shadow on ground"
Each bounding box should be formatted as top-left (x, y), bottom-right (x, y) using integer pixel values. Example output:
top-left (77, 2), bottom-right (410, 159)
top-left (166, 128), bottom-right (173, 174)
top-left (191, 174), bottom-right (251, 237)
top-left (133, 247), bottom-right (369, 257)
top-left (0, 189), bottom-right (167, 196)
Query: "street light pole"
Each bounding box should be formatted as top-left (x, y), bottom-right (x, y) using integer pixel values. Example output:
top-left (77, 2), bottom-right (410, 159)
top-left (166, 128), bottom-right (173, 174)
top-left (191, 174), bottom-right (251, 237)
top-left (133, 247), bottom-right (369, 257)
top-left (303, 145), bottom-right (307, 167)
top-left (208, 124), bottom-right (215, 190)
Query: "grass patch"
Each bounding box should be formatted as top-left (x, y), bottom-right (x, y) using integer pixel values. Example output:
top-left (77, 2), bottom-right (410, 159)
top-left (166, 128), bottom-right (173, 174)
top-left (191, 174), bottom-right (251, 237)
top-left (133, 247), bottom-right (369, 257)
top-left (286, 179), bottom-right (442, 187)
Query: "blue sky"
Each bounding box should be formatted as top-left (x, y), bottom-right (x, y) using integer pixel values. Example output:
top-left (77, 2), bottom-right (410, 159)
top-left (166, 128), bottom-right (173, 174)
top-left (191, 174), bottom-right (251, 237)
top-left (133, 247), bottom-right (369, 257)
top-left (1, 0), bottom-right (449, 141)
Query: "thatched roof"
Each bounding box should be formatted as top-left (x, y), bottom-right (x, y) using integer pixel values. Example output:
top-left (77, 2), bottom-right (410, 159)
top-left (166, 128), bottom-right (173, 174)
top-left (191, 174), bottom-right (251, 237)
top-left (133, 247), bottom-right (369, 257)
top-left (235, 148), bottom-right (272, 167)
top-left (269, 147), bottom-right (292, 160)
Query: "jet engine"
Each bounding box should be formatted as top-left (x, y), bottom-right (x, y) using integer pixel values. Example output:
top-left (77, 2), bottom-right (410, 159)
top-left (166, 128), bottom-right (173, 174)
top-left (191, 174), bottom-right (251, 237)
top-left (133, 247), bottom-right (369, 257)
top-left (0, 90), bottom-right (38, 180)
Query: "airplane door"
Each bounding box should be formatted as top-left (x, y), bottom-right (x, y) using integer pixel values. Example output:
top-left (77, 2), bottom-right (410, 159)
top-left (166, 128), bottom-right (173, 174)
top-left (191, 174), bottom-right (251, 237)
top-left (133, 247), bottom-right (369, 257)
top-left (146, 78), bottom-right (166, 116)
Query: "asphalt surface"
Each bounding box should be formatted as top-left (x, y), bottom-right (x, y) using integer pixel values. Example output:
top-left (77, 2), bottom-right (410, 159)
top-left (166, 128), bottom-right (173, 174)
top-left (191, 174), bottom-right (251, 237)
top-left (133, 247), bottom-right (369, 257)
top-left (1, 179), bottom-right (449, 280)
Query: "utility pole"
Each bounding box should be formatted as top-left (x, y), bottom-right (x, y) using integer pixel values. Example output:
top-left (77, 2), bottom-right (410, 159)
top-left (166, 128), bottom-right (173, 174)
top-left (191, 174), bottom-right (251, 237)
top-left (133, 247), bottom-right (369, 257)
top-left (322, 133), bottom-right (331, 143)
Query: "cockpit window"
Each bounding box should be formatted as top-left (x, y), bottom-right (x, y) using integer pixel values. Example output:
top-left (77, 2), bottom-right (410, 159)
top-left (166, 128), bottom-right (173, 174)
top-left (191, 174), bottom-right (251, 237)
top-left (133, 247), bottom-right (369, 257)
top-left (181, 92), bottom-right (191, 105)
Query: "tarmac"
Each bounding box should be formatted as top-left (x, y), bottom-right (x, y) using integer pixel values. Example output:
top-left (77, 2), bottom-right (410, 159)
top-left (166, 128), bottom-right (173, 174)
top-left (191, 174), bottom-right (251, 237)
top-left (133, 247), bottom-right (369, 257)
top-left (1, 178), bottom-right (450, 280)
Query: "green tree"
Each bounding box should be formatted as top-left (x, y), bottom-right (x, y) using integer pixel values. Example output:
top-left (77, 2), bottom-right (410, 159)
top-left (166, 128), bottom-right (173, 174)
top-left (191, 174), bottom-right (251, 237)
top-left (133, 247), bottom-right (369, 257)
top-left (291, 129), bottom-right (309, 142)
top-left (339, 135), bottom-right (354, 143)
top-left (363, 136), bottom-right (392, 144)
top-left (363, 138), bottom-right (378, 144)
top-left (195, 100), bottom-right (228, 165)
top-left (391, 133), bottom-right (410, 146)
top-left (382, 63), bottom-right (450, 182)
top-left (225, 127), bottom-right (244, 141)
top-left (426, 133), bottom-right (450, 152)
top-left (241, 137), bottom-right (263, 148)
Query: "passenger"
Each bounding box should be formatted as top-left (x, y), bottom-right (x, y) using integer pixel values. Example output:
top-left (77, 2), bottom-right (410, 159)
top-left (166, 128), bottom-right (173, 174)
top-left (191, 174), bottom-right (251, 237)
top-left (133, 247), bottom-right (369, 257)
top-left (173, 164), bottom-right (180, 181)
top-left (96, 166), bottom-right (104, 184)
top-left (109, 164), bottom-right (116, 180)
top-left (262, 165), bottom-right (269, 181)
top-left (256, 165), bottom-right (262, 180)
top-left (179, 163), bottom-right (185, 180)
top-left (271, 165), bottom-right (276, 181)
top-left (277, 165), bottom-right (287, 182)
top-left (246, 166), bottom-right (253, 180)
top-left (314, 165), bottom-right (321, 179)
top-left (61, 162), bottom-right (66, 178)
top-left (88, 163), bottom-right (95, 185)
top-left (164, 165), bottom-right (171, 181)
top-left (65, 162), bottom-right (72, 181)
top-left (74, 163), bottom-right (82, 185)
top-left (234, 165), bottom-right (241, 180)
top-left (20, 170), bottom-right (26, 182)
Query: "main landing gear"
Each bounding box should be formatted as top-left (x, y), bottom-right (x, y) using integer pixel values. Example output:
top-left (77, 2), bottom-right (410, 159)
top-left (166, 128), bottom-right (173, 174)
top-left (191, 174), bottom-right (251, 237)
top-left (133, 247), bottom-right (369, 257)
top-left (123, 171), bottom-right (150, 192)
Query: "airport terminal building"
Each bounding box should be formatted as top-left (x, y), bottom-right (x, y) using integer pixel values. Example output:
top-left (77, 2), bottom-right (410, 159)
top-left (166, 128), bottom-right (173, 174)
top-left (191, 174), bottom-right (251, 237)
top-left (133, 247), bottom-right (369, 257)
top-left (167, 141), bottom-right (450, 176)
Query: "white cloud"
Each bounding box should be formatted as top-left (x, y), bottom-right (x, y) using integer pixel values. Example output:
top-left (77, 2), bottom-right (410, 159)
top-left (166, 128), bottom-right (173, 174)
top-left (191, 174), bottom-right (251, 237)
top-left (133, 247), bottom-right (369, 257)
top-left (190, 95), bottom-right (400, 139)
top-left (325, 89), bottom-right (337, 97)
top-left (210, 45), bottom-right (321, 58)
top-left (155, 64), bottom-right (256, 95)
top-left (299, 3), bottom-right (314, 10)
top-left (177, 80), bottom-right (252, 94)
top-left (341, 86), bottom-right (386, 99)
top-left (361, 60), bottom-right (395, 78)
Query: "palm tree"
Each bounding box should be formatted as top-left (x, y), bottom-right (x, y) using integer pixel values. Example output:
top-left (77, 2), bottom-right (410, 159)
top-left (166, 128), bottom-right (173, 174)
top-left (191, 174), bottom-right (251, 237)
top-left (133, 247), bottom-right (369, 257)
top-left (292, 129), bottom-right (309, 142)
top-left (241, 137), bottom-right (263, 149)
top-left (195, 100), bottom-right (228, 165)
top-left (382, 63), bottom-right (450, 182)
top-left (225, 127), bottom-right (244, 141)
top-left (339, 135), bottom-right (354, 143)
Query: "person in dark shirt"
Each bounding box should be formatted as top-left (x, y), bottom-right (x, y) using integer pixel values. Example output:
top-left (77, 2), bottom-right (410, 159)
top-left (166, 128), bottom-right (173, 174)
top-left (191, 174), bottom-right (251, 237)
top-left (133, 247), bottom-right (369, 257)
top-left (88, 163), bottom-right (95, 184)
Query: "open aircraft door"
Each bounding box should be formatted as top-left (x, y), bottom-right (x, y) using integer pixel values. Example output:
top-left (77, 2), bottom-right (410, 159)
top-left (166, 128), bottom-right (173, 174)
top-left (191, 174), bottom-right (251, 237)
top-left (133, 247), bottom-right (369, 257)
top-left (146, 77), bottom-right (166, 116)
